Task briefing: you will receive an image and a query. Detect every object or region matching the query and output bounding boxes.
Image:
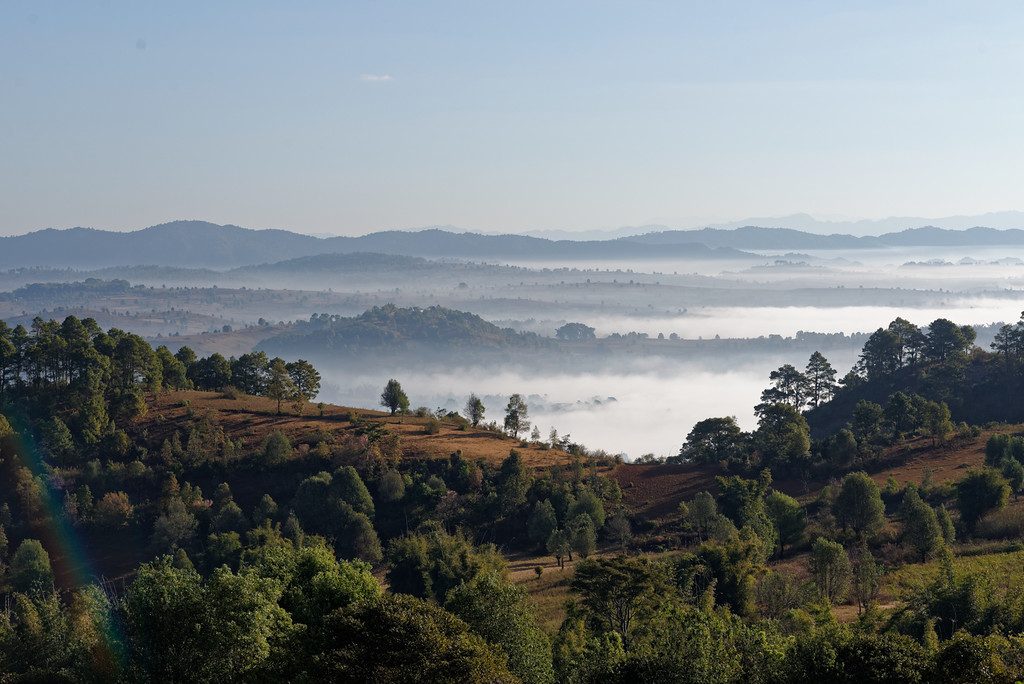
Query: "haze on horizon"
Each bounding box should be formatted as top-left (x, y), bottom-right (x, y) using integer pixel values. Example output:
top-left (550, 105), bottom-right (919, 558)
top-left (3, 1), bottom-right (1024, 237)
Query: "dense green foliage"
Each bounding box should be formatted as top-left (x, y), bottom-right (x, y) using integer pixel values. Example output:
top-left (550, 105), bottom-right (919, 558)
top-left (6, 310), bottom-right (1024, 680)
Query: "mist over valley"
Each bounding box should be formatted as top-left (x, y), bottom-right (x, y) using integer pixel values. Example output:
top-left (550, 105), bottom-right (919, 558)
top-left (3, 220), bottom-right (1024, 458)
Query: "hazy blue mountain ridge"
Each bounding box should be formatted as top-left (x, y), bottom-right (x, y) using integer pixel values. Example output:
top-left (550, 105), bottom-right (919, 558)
top-left (0, 222), bottom-right (750, 269)
top-left (6, 219), bottom-right (1024, 270)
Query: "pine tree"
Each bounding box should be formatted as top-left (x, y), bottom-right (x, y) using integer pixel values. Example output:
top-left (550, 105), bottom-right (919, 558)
top-left (805, 351), bottom-right (837, 406)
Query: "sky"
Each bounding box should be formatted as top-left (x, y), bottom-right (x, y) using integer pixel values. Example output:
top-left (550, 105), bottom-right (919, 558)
top-left (3, 1), bottom-right (1024, 238)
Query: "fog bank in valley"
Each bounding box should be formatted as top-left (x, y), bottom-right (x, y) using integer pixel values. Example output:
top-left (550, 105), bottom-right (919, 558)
top-left (507, 301), bottom-right (1024, 342)
top-left (318, 350), bottom-right (861, 459)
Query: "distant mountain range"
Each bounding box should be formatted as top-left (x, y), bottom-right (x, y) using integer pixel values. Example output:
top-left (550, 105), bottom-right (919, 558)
top-left (702, 211), bottom-right (1024, 235)
top-left (621, 225), bottom-right (1024, 251)
top-left (526, 211), bottom-right (1024, 240)
top-left (6, 218), bottom-right (1024, 270)
top-left (0, 221), bottom-right (752, 269)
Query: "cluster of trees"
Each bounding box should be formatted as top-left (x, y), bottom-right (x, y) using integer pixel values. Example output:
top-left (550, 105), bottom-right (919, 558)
top-left (856, 317), bottom-right (976, 381)
top-left (0, 347), bottom-right (625, 587)
top-left (0, 278), bottom-right (133, 303)
top-left (841, 392), bottom-right (959, 448)
top-left (554, 552), bottom-right (1024, 683)
top-left (377, 379), bottom-right (534, 443)
top-left (991, 311), bottom-right (1024, 369)
top-left (675, 403), bottom-right (812, 472)
top-left (5, 449), bottom-right (1016, 682)
top-left (0, 533), bottom-right (553, 682)
top-left (757, 351), bottom-right (838, 410)
top-left (0, 316), bottom-right (167, 397)
top-left (529, 487), bottom-right (607, 568)
top-left (565, 458), bottom-right (1023, 681)
top-left (673, 315), bottom-right (1004, 477)
top-left (0, 315), bottom-right (321, 423)
top-left (536, 450), bottom-right (1024, 681)
top-left (181, 348), bottom-right (321, 414)
top-left (555, 322), bottom-right (596, 341)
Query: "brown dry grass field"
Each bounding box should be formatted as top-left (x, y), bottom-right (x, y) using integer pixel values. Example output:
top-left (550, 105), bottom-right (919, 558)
top-left (148, 390), bottom-right (573, 470)
top-left (507, 552), bottom-right (576, 632)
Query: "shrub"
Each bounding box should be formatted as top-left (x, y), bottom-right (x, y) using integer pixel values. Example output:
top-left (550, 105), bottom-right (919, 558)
top-left (259, 430), bottom-right (293, 467)
top-left (957, 468), bottom-right (1010, 532)
top-left (220, 385), bottom-right (243, 400)
top-left (304, 428), bottom-right (334, 446)
top-left (424, 416), bottom-right (442, 435)
top-left (10, 540), bottom-right (53, 592)
top-left (974, 507), bottom-right (1024, 540)
top-left (94, 491), bottom-right (135, 528)
top-left (445, 413), bottom-right (470, 430)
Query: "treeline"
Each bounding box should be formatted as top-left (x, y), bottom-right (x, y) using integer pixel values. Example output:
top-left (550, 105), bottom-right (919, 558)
top-left (0, 278), bottom-right (134, 302)
top-left (0, 315), bottom-right (322, 430)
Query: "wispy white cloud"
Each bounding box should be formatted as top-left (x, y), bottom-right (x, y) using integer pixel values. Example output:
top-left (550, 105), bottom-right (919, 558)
top-left (359, 74), bottom-right (393, 82)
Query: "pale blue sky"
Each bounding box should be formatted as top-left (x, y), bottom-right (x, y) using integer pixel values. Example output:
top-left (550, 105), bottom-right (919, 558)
top-left (2, 1), bottom-right (1023, 237)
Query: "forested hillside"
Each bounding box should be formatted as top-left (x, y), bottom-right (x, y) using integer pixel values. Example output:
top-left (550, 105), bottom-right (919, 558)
top-left (260, 304), bottom-right (551, 358)
top-left (6, 313), bottom-right (1024, 681)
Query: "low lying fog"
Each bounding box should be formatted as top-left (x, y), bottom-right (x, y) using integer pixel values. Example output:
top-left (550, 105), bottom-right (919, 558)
top-left (499, 246), bottom-right (1024, 279)
top-left (508, 302), bottom-right (1022, 341)
top-left (312, 291), bottom-right (1022, 459)
top-left (319, 352), bottom-right (861, 460)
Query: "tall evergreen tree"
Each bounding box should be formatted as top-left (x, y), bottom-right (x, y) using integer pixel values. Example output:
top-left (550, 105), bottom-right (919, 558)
top-left (804, 351), bottom-right (837, 406)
